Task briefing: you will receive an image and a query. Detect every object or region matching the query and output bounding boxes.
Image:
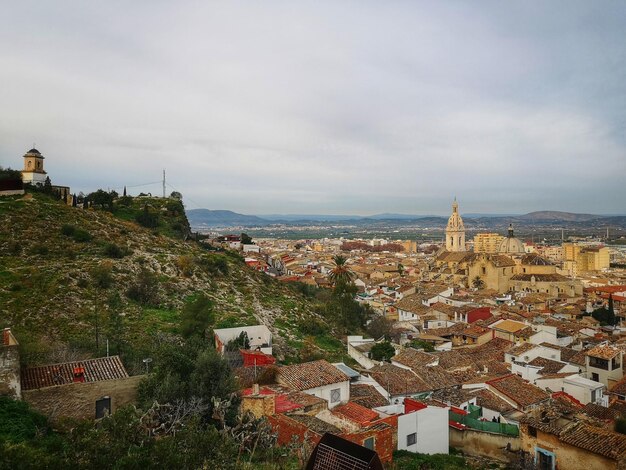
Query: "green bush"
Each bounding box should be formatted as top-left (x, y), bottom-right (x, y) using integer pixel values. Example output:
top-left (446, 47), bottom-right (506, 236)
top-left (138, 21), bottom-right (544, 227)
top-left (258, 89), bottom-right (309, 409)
top-left (60, 224), bottom-right (76, 236)
top-left (31, 244), bottom-right (49, 256)
top-left (103, 242), bottom-right (128, 258)
top-left (135, 208), bottom-right (159, 228)
top-left (72, 228), bottom-right (92, 242)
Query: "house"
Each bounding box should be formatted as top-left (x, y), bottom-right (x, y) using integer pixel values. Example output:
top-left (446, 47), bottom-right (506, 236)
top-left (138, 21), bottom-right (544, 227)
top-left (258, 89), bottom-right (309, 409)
top-left (20, 356), bottom-right (142, 420)
top-left (485, 374), bottom-right (550, 413)
top-left (520, 405), bottom-right (626, 470)
top-left (214, 325), bottom-right (272, 355)
top-left (375, 398), bottom-right (449, 455)
top-left (347, 336), bottom-right (379, 369)
top-left (585, 344), bottom-right (623, 388)
top-left (489, 319), bottom-right (532, 344)
top-left (277, 360), bottom-right (350, 409)
top-left (455, 306), bottom-right (492, 324)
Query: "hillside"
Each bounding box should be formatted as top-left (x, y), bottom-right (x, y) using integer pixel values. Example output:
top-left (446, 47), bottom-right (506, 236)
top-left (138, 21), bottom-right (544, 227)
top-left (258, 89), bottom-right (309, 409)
top-left (0, 194), bottom-right (344, 373)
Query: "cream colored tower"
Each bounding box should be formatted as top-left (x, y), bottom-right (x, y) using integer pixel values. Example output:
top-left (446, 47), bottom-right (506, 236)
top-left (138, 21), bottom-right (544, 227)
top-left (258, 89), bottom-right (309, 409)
top-left (21, 148), bottom-right (47, 185)
top-left (445, 198), bottom-right (466, 252)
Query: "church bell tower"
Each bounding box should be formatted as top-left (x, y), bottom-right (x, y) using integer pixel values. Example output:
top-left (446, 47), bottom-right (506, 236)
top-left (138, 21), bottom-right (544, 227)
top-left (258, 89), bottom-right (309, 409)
top-left (445, 198), bottom-right (466, 252)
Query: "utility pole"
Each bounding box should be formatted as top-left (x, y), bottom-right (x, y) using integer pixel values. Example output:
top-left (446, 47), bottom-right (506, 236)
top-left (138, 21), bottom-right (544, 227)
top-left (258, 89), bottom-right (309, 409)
top-left (162, 169), bottom-right (166, 198)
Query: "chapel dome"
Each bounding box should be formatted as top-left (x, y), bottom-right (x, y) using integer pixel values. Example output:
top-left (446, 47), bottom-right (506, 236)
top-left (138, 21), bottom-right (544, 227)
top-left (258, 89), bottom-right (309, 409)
top-left (498, 224), bottom-right (524, 254)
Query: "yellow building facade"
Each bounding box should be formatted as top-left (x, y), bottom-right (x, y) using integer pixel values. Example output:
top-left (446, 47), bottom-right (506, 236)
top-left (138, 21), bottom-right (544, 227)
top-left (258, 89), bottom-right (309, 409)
top-left (563, 243), bottom-right (610, 276)
top-left (473, 233), bottom-right (505, 253)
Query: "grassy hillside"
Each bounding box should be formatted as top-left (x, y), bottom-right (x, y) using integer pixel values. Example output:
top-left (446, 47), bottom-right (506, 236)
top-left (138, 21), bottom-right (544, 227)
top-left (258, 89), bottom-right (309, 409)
top-left (0, 193), bottom-right (345, 373)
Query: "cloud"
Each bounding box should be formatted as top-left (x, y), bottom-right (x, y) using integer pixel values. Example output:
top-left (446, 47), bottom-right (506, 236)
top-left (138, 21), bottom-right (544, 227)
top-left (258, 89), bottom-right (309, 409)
top-left (0, 1), bottom-right (625, 214)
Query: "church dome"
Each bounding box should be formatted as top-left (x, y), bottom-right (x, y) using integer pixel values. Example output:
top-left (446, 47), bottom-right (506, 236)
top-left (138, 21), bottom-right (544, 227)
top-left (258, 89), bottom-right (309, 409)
top-left (498, 224), bottom-right (524, 254)
top-left (27, 148), bottom-right (40, 154)
top-left (446, 199), bottom-right (465, 231)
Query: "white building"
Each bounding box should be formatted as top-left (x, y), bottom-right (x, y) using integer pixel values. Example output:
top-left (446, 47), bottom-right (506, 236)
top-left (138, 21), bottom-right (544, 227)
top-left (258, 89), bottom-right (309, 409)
top-left (213, 325), bottom-right (272, 355)
top-left (277, 360), bottom-right (350, 409)
top-left (376, 399), bottom-right (449, 455)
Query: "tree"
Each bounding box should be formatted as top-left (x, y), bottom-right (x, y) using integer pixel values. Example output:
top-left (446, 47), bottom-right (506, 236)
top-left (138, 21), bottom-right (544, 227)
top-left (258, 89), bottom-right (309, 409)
top-left (366, 315), bottom-right (394, 340)
top-left (43, 176), bottom-right (52, 193)
top-left (472, 276), bottom-right (485, 289)
top-left (397, 263), bottom-right (405, 276)
top-left (240, 233), bottom-right (253, 245)
top-left (370, 341), bottom-right (395, 362)
top-left (88, 189), bottom-right (117, 210)
top-left (329, 255), bottom-right (356, 287)
top-left (135, 205), bottom-right (159, 228)
top-left (409, 339), bottom-right (435, 352)
top-left (170, 191), bottom-right (182, 200)
top-left (181, 294), bottom-right (214, 339)
top-left (225, 332), bottom-right (250, 351)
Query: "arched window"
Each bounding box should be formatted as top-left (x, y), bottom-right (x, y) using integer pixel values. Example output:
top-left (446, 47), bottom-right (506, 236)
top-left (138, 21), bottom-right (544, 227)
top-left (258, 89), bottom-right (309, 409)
top-left (28, 161), bottom-right (32, 168)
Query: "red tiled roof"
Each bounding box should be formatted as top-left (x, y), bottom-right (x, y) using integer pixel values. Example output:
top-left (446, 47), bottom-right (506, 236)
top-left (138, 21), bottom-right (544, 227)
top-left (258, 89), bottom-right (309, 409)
top-left (487, 374), bottom-right (549, 408)
top-left (277, 360), bottom-right (349, 391)
top-left (21, 356), bottom-right (129, 390)
top-left (333, 402), bottom-right (379, 425)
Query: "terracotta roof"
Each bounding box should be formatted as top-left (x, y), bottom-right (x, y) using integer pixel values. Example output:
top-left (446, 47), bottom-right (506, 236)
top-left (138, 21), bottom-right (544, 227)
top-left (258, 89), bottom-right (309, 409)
top-left (487, 374), bottom-right (550, 408)
top-left (392, 348), bottom-right (438, 369)
top-left (581, 403), bottom-right (621, 421)
top-left (586, 344), bottom-right (621, 360)
top-left (528, 357), bottom-right (568, 375)
top-left (430, 388), bottom-right (477, 408)
top-left (287, 413), bottom-right (342, 435)
top-left (507, 343), bottom-right (536, 357)
top-left (521, 253), bottom-right (554, 266)
top-left (367, 364), bottom-right (431, 396)
top-left (278, 360), bottom-right (349, 391)
top-left (333, 402), bottom-right (379, 425)
top-left (610, 375), bottom-right (626, 396)
top-left (350, 384), bottom-right (389, 409)
top-left (21, 356), bottom-right (129, 390)
top-left (560, 421), bottom-right (626, 460)
top-left (412, 365), bottom-right (460, 390)
top-left (510, 273), bottom-right (570, 282)
top-left (475, 389), bottom-right (515, 413)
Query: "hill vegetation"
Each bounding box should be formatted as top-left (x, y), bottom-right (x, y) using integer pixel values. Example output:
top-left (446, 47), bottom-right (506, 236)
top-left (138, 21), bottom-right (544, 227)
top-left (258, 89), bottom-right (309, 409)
top-left (0, 191), bottom-right (360, 372)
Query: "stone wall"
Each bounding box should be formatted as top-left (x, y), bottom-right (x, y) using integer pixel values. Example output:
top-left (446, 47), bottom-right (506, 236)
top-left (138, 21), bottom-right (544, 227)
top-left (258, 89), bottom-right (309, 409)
top-left (22, 375), bottom-right (144, 421)
top-left (450, 427), bottom-right (520, 463)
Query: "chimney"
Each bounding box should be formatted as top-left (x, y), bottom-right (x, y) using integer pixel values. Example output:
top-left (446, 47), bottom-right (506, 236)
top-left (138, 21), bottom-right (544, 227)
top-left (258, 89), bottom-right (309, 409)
top-left (252, 383), bottom-right (260, 395)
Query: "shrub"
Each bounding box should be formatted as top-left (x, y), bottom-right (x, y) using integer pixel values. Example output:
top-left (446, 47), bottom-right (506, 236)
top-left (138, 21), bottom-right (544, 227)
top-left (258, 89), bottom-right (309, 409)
top-left (60, 224), bottom-right (76, 236)
top-left (90, 262), bottom-right (114, 289)
top-left (370, 341), bottom-right (395, 362)
top-left (7, 241), bottom-right (22, 255)
top-left (135, 208), bottom-right (159, 228)
top-left (72, 228), bottom-right (92, 242)
top-left (126, 268), bottom-right (159, 306)
top-left (103, 243), bottom-right (128, 259)
top-left (31, 244), bottom-right (49, 256)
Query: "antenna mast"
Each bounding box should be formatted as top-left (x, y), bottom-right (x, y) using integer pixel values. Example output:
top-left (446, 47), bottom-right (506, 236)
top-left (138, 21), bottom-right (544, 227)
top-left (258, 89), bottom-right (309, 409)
top-left (162, 169), bottom-right (166, 198)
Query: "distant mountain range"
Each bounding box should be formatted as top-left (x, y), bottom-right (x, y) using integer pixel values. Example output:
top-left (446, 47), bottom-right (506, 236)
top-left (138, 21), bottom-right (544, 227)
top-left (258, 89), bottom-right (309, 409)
top-left (187, 208), bottom-right (626, 228)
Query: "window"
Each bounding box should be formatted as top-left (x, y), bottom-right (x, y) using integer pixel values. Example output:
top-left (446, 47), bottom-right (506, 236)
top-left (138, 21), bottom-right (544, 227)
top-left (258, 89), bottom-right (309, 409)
top-left (406, 433), bottom-right (417, 447)
top-left (528, 426), bottom-right (537, 437)
top-left (330, 388), bottom-right (340, 403)
top-left (363, 437), bottom-right (375, 450)
top-left (592, 372), bottom-right (599, 382)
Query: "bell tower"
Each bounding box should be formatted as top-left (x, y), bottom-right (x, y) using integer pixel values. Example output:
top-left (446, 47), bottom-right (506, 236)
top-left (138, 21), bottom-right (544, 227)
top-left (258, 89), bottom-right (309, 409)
top-left (445, 198), bottom-right (466, 252)
top-left (21, 147), bottom-right (47, 186)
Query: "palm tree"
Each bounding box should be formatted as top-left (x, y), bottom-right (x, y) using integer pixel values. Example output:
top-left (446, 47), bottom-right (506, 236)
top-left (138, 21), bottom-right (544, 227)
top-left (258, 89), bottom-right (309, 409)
top-left (329, 255), bottom-right (356, 287)
top-left (472, 276), bottom-right (485, 289)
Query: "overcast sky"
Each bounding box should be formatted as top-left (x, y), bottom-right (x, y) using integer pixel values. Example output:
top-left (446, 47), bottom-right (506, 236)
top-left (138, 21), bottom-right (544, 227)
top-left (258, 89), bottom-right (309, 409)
top-left (1, 1), bottom-right (625, 215)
